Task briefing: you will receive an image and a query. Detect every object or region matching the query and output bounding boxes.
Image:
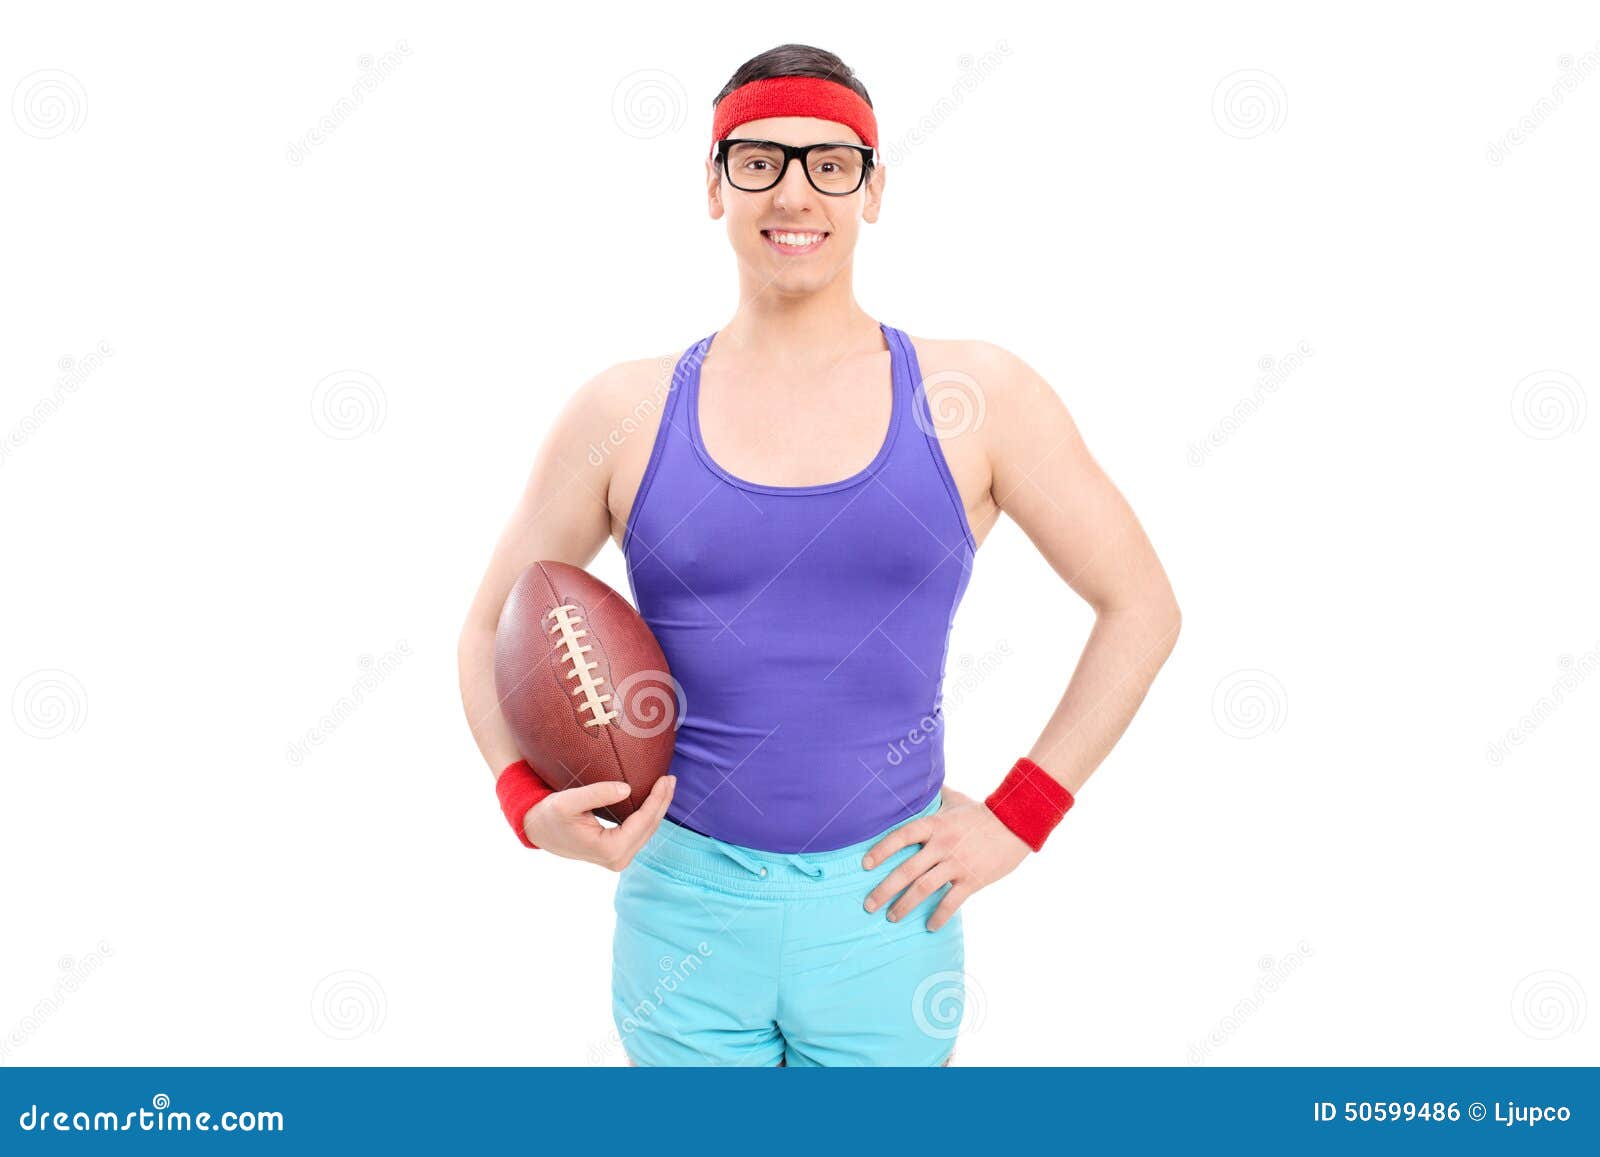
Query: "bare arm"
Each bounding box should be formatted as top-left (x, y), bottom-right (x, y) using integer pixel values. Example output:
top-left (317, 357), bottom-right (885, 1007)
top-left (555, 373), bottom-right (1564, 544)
top-left (982, 342), bottom-right (1182, 794)
top-left (457, 365), bottom-right (675, 864)
top-left (865, 342), bottom-right (1181, 929)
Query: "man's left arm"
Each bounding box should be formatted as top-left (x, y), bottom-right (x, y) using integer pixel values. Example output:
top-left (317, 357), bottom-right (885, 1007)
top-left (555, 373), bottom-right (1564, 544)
top-left (863, 342), bottom-right (1181, 928)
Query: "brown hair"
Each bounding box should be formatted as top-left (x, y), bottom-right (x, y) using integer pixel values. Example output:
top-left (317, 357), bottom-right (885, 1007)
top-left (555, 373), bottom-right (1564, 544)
top-left (713, 44), bottom-right (873, 108)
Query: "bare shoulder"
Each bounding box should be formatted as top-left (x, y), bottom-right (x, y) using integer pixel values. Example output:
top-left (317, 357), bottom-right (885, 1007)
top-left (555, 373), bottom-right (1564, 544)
top-left (580, 351), bottom-right (689, 547)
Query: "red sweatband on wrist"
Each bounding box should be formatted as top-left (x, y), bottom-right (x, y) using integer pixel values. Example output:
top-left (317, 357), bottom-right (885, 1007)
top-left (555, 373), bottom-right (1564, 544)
top-left (496, 759), bottom-right (555, 849)
top-left (985, 757), bottom-right (1075, 852)
top-left (711, 75), bottom-right (878, 154)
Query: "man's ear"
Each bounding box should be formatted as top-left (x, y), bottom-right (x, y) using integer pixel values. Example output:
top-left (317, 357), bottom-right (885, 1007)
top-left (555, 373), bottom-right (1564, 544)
top-left (706, 155), bottom-right (725, 221)
top-left (861, 162), bottom-right (886, 224)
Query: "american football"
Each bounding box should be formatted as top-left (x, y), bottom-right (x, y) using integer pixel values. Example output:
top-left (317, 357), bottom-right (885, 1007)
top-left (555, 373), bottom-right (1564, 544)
top-left (493, 561), bottom-right (679, 824)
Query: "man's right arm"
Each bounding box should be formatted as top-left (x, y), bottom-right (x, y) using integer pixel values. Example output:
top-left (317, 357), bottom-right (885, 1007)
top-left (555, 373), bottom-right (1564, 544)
top-left (456, 363), bottom-right (675, 865)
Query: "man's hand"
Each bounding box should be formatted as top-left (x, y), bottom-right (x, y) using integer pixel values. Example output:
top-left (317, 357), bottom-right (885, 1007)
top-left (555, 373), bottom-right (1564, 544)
top-left (860, 786), bottom-right (1031, 931)
top-left (524, 775), bottom-right (677, 870)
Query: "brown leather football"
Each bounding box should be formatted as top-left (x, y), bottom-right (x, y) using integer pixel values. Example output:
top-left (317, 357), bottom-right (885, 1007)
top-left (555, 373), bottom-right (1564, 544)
top-left (493, 561), bottom-right (679, 824)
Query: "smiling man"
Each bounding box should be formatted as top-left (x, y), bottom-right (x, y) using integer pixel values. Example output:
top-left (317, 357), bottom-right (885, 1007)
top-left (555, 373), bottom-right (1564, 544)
top-left (457, 43), bottom-right (1181, 1067)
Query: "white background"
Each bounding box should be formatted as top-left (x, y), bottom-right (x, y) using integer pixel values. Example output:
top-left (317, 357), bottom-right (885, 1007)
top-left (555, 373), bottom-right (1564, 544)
top-left (3, 1), bottom-right (1596, 1067)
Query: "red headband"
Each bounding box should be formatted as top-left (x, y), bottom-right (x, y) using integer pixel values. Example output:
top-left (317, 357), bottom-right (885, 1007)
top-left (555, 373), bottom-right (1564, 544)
top-left (710, 75), bottom-right (878, 155)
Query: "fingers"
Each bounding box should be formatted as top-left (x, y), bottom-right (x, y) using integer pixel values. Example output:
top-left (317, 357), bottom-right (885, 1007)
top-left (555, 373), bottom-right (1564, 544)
top-left (927, 882), bottom-right (973, 932)
top-left (553, 779), bottom-right (633, 817)
top-left (860, 816), bottom-right (934, 871)
top-left (885, 861), bottom-right (959, 923)
top-left (863, 845), bottom-right (939, 913)
top-left (597, 775), bottom-right (676, 870)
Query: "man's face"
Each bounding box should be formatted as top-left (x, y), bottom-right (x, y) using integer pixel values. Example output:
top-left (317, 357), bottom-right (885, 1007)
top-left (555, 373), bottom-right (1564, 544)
top-left (706, 115), bottom-right (884, 293)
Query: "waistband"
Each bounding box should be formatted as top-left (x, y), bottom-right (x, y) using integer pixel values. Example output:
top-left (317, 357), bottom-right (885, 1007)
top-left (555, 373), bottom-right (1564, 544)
top-left (636, 789), bottom-right (943, 899)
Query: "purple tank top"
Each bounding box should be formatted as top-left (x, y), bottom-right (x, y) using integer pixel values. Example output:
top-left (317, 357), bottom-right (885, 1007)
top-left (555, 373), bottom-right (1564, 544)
top-left (622, 322), bottom-right (977, 853)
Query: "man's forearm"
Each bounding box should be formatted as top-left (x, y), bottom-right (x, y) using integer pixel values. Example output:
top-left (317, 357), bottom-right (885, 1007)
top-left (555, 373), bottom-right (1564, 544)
top-left (458, 623), bottom-right (524, 777)
top-left (1026, 600), bottom-right (1181, 795)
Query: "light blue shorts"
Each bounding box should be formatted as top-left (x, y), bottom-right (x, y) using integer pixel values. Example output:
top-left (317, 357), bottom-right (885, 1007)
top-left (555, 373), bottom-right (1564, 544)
top-left (611, 791), bottom-right (964, 1066)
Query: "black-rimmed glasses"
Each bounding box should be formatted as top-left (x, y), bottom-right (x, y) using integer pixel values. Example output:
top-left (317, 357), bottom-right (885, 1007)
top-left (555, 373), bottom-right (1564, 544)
top-left (714, 138), bottom-right (874, 196)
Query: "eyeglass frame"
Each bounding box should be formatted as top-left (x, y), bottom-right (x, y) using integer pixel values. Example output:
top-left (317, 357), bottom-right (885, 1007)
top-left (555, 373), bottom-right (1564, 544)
top-left (713, 137), bottom-right (876, 196)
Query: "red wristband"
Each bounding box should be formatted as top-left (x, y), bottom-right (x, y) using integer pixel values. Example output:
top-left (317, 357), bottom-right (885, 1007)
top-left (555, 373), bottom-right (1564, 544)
top-left (496, 759), bottom-right (556, 849)
top-left (984, 757), bottom-right (1075, 852)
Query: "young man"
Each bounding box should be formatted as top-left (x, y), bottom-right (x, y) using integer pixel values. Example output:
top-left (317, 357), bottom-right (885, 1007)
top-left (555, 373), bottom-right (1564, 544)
top-left (457, 44), bottom-right (1181, 1066)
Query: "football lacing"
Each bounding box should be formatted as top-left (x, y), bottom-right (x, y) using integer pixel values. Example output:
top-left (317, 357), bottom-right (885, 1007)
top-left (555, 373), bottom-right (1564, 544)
top-left (546, 604), bottom-right (619, 728)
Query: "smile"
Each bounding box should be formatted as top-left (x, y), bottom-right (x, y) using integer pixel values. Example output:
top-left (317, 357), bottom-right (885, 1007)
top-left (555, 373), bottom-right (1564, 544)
top-left (761, 229), bottom-right (829, 255)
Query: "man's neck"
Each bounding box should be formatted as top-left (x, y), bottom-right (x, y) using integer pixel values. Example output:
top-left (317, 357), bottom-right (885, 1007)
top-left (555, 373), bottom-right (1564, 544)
top-left (717, 280), bottom-right (880, 366)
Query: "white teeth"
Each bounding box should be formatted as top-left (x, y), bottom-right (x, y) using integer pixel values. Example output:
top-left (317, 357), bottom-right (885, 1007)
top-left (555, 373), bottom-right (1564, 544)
top-left (768, 231), bottom-right (825, 247)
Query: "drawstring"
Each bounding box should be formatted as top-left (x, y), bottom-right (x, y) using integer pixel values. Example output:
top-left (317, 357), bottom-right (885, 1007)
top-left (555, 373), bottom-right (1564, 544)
top-left (711, 842), bottom-right (826, 880)
top-left (787, 854), bottom-right (824, 878)
top-left (714, 842), bottom-right (768, 877)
